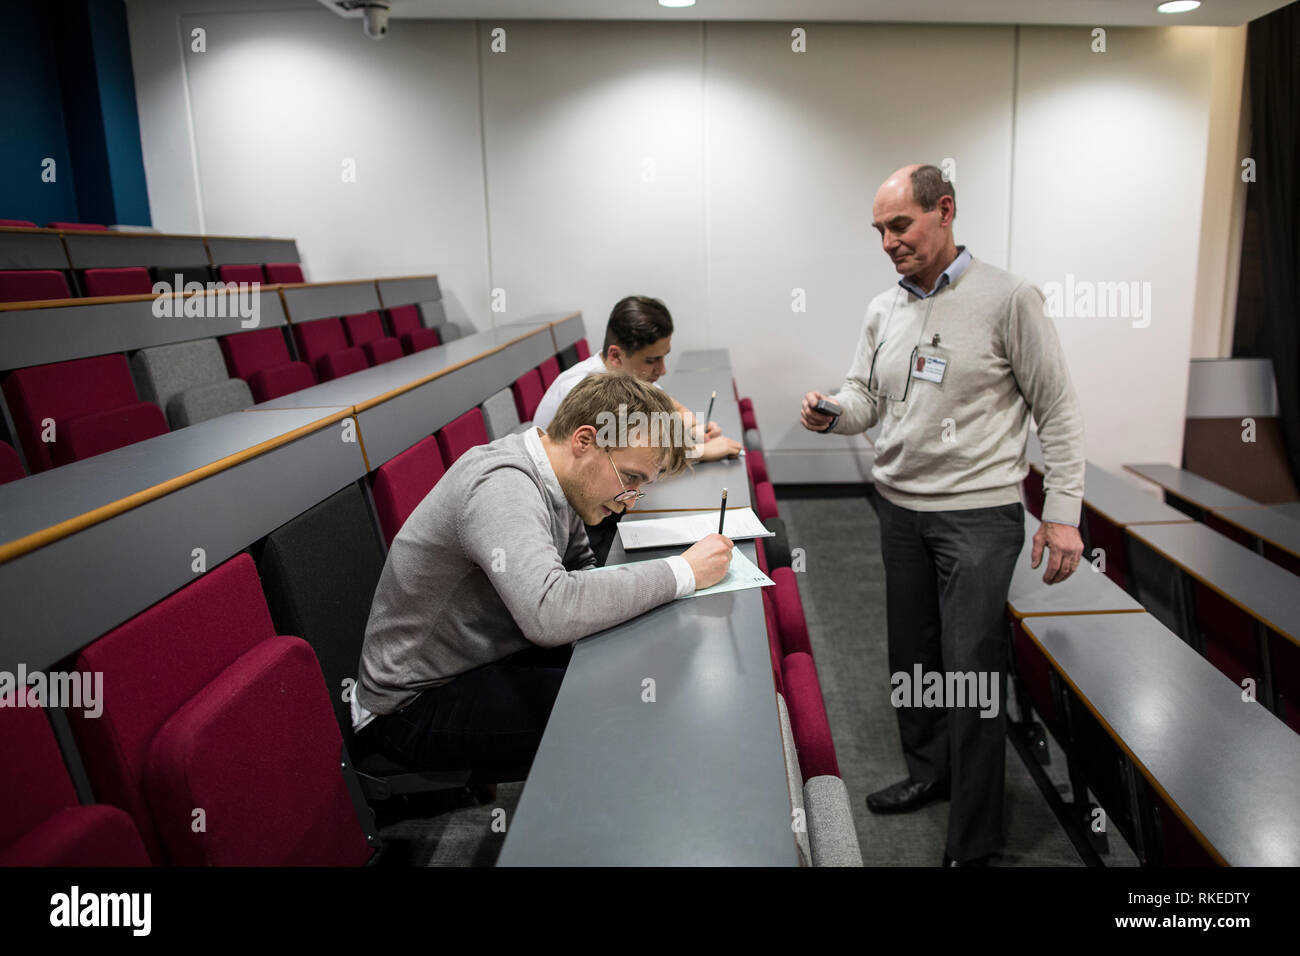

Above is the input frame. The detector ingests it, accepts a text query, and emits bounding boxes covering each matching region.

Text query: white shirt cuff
[664,555,696,598]
[350,685,376,733]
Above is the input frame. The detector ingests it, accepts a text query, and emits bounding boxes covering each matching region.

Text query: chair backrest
[342,310,386,346]
[263,262,304,284]
[217,264,265,284]
[370,435,447,547]
[3,353,144,472]
[575,338,591,360]
[219,327,292,379]
[83,267,153,297]
[538,357,561,390]
[0,269,71,303]
[131,338,230,412]
[436,407,489,466]
[0,440,24,484]
[257,484,387,750]
[511,368,545,422]
[294,318,350,367]
[481,387,522,440]
[0,219,37,228]
[386,304,421,337]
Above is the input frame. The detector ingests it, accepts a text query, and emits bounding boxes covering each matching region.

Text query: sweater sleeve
[1006,282,1086,526]
[828,309,883,435]
[457,466,678,647]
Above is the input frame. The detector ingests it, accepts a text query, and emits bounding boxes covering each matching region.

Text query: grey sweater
[830,257,1085,526]
[356,429,680,715]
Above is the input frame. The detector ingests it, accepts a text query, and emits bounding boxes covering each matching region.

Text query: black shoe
[865,777,951,814]
[941,851,993,867]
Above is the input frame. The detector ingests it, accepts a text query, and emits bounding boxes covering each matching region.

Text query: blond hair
[546,371,690,478]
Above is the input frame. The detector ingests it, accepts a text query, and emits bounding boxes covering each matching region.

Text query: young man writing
[353,371,734,775]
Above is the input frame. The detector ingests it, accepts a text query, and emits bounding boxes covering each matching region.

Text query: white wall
[127,7,1234,479]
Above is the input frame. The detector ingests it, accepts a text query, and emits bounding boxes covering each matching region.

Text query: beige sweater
[830,257,1085,526]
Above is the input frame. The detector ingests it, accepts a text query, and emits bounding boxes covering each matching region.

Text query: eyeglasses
[866,338,917,405]
[605,449,647,504]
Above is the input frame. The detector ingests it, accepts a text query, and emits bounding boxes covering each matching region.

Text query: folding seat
[46,222,106,231]
[2,354,168,472]
[218,328,316,402]
[746,448,769,486]
[0,219,37,228]
[0,441,25,484]
[294,317,369,381]
[0,686,151,866]
[769,567,813,656]
[257,485,482,802]
[575,338,591,361]
[387,304,441,354]
[342,310,402,366]
[755,480,779,522]
[761,515,792,569]
[436,407,489,466]
[131,339,254,428]
[739,397,758,431]
[803,775,864,866]
[83,267,153,297]
[538,356,560,390]
[370,435,446,546]
[743,427,762,451]
[481,387,525,440]
[0,269,71,303]
[511,368,545,423]
[263,262,304,284]
[775,693,811,867]
[781,652,840,781]
[216,264,265,284]
[66,554,374,866]
[764,592,784,697]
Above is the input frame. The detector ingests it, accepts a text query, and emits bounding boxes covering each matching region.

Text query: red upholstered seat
[219,328,316,402]
[0,269,71,303]
[755,481,779,522]
[263,262,303,284]
[0,686,150,866]
[370,435,447,546]
[436,407,489,466]
[0,219,38,228]
[217,264,265,284]
[317,346,369,380]
[763,592,784,697]
[575,338,591,361]
[3,354,165,472]
[46,221,106,231]
[512,368,545,422]
[343,311,401,366]
[55,402,168,466]
[386,304,422,337]
[364,338,403,366]
[401,326,441,354]
[739,397,758,431]
[66,554,372,866]
[769,567,813,656]
[781,652,840,782]
[746,449,769,486]
[0,441,25,484]
[539,357,561,389]
[83,267,153,297]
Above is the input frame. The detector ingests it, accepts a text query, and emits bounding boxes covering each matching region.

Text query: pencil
[704,391,716,435]
[718,488,727,534]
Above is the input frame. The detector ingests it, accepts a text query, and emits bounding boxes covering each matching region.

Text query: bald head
[871,163,959,292]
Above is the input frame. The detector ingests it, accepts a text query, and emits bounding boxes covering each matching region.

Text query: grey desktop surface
[1211,505,1300,560]
[1127,522,1300,643]
[1,410,365,673]
[659,369,734,414]
[0,406,354,545]
[1270,502,1300,523]
[1123,463,1260,511]
[1021,613,1300,866]
[1073,463,1194,526]
[1007,514,1144,617]
[252,326,548,410]
[497,539,798,866]
[669,349,732,372]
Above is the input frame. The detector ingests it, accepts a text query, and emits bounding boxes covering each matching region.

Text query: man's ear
[570,424,596,457]
[605,345,623,367]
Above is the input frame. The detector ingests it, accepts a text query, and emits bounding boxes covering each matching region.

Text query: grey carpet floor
[372,490,1139,867]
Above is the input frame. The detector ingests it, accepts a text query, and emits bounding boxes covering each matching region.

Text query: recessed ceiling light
[1157,1,1201,13]
[659,0,697,8]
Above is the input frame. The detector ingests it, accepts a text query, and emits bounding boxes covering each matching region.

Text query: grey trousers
[875,494,1024,861]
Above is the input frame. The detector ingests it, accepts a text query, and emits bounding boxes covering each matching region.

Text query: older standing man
[800,164,1085,866]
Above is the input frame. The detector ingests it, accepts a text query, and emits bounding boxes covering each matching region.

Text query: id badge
[911,346,948,386]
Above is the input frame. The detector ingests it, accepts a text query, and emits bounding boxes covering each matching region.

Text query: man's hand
[696,435,742,461]
[800,391,835,432]
[1030,521,1085,585]
[682,533,734,589]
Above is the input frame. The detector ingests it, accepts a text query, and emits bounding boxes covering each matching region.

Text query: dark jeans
[875,494,1024,861]
[358,643,572,776]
